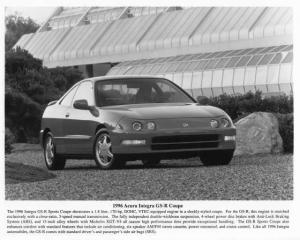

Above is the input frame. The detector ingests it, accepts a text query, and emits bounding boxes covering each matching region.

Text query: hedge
[197,91,293,120]
[276,113,293,153]
[5,128,15,154]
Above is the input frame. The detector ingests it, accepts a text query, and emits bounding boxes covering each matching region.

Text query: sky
[5,7,56,24]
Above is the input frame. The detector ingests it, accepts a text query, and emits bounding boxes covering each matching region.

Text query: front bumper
[110,128,236,155]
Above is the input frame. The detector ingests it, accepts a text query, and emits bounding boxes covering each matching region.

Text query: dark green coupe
[40,76,236,170]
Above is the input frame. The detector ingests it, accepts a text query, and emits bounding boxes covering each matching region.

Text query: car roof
[79,75,166,84]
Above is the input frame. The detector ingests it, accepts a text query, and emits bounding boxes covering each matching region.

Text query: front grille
[151,134,219,151]
[152,134,219,143]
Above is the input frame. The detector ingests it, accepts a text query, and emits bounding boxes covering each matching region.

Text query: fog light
[146,122,156,130]
[132,122,142,131]
[210,119,219,128]
[224,136,236,141]
[121,140,146,145]
[221,118,230,128]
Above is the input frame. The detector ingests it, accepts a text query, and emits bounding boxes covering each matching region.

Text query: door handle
[65,113,70,118]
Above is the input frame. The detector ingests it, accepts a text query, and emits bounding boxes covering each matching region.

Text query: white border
[1,1,299,239]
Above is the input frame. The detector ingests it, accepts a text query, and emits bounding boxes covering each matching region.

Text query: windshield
[95,78,195,107]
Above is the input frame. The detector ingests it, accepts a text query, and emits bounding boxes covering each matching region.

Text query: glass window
[201,52,212,59]
[256,66,267,85]
[247,55,263,66]
[223,69,234,87]
[267,66,280,92]
[150,64,163,74]
[244,67,256,93]
[159,63,170,73]
[60,85,79,106]
[184,61,199,72]
[225,56,240,68]
[258,54,274,65]
[191,72,202,97]
[194,60,208,71]
[173,73,183,87]
[73,81,94,105]
[222,69,234,95]
[270,53,283,64]
[271,45,287,52]
[279,64,292,83]
[233,68,245,94]
[182,72,193,90]
[236,56,251,67]
[143,65,154,74]
[282,45,293,51]
[212,70,223,88]
[282,52,293,63]
[215,58,230,69]
[229,49,244,56]
[257,46,276,54]
[205,59,218,69]
[202,71,212,89]
[233,68,245,87]
[164,74,173,82]
[247,48,265,55]
[244,67,256,85]
[176,62,190,72]
[212,70,223,96]
[206,52,220,58]
[166,62,180,72]
[95,78,194,107]
[239,48,254,55]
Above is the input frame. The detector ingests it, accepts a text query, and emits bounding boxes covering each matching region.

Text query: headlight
[210,119,219,128]
[220,118,230,128]
[132,121,142,131]
[146,122,156,130]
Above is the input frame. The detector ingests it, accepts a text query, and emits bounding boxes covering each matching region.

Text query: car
[40,75,236,170]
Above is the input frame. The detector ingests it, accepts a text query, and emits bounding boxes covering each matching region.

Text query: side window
[72,81,94,106]
[60,86,78,106]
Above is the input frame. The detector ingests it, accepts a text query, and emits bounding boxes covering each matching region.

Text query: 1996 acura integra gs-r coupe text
[40,76,236,170]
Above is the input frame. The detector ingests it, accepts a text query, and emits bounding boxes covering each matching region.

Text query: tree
[5,48,83,142]
[5,14,39,51]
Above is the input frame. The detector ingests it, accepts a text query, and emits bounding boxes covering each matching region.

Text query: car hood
[101,103,227,120]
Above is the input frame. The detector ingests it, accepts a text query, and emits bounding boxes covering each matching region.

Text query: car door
[53,84,79,154]
[62,80,97,155]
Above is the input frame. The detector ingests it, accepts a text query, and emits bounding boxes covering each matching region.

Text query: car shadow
[63,159,205,171]
[5,161,56,184]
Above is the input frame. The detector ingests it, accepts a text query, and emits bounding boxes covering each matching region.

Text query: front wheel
[94,130,125,170]
[199,150,234,166]
[44,133,66,170]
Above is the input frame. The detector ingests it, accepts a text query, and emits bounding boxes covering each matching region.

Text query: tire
[43,133,66,170]
[200,150,234,166]
[94,130,125,170]
[142,159,161,168]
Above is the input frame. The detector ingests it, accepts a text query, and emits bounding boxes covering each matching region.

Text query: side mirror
[73,99,90,110]
[73,99,99,117]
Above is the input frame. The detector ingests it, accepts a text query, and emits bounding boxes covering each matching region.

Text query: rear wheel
[94,130,125,169]
[44,133,66,170]
[142,159,161,168]
[200,150,234,166]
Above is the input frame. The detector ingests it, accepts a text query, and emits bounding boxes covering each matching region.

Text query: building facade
[15,7,293,98]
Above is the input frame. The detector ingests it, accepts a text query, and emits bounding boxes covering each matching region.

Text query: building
[15,7,293,98]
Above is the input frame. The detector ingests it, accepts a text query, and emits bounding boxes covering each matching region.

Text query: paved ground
[5,144,293,200]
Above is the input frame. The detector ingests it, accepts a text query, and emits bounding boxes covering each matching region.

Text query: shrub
[276,113,293,153]
[197,91,293,120]
[5,48,83,143]
[5,90,43,142]
[5,128,15,154]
